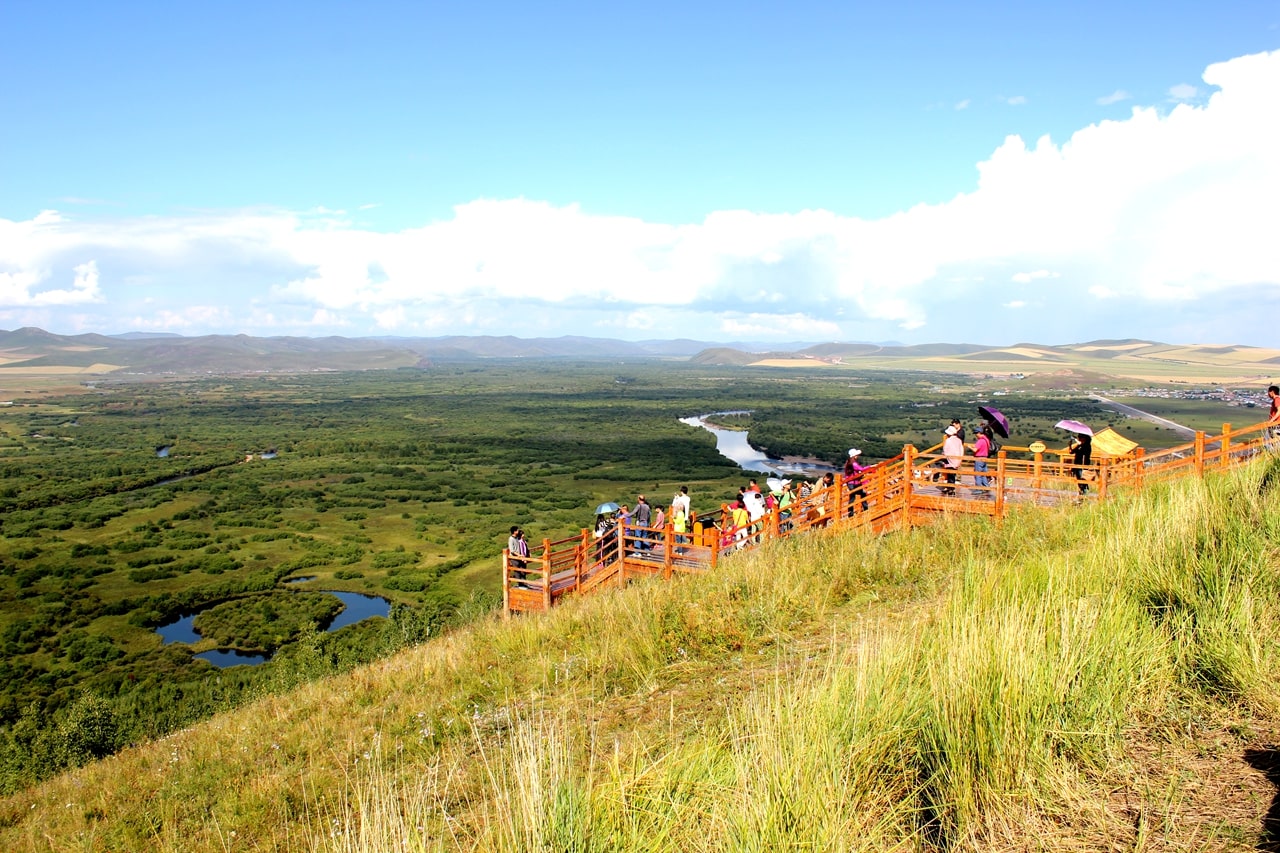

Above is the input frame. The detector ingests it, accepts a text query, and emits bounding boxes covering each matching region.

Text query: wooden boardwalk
[503,420,1276,615]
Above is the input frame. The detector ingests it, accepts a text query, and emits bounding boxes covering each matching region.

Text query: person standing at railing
[743,488,766,543]
[1069,433,1093,496]
[672,504,689,553]
[615,503,628,550]
[633,495,651,550]
[507,526,530,584]
[1267,386,1280,451]
[972,426,993,498]
[651,502,665,550]
[730,497,751,549]
[673,486,691,528]
[941,425,963,496]
[773,479,795,532]
[843,448,869,515]
[595,513,618,563]
[809,472,836,526]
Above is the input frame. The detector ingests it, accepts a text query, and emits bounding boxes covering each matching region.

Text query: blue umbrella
[595,501,620,515]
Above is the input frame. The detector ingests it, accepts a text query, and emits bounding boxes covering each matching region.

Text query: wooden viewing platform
[502,420,1277,615]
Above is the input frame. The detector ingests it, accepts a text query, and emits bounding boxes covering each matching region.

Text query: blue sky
[2,1,1279,347]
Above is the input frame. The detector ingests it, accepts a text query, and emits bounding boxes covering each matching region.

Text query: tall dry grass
[5,460,1280,851]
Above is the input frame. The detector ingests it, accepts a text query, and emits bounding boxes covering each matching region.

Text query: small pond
[156,590,391,668]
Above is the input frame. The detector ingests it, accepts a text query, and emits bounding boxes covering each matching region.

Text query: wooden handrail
[503,419,1277,614]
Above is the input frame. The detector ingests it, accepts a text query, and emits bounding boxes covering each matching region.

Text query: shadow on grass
[1244,747,1280,851]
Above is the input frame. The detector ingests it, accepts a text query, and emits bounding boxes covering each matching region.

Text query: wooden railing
[503,420,1277,614]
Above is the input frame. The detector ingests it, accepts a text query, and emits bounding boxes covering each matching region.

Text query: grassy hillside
[749,340,1280,386]
[4,458,1280,851]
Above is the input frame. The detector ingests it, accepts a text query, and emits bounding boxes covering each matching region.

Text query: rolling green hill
[3,328,1277,389]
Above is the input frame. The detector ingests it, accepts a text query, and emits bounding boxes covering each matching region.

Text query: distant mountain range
[0,327,1276,384]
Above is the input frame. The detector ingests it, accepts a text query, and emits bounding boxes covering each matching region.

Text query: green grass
[4,457,1280,850]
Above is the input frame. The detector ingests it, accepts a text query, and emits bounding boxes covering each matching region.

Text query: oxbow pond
[155,587,391,668]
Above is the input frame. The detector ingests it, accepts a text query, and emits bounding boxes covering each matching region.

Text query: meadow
[0,359,1251,794]
[3,447,1279,850]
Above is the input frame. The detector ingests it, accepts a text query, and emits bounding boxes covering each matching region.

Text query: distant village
[1111,387,1272,408]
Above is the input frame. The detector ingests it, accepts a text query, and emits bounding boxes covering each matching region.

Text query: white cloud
[720,313,842,338]
[1,50,1277,346]
[126,305,233,331]
[1097,89,1131,105]
[955,99,971,110]
[0,258,103,306]
[1004,95,1028,105]
[1168,82,1198,100]
[1011,270,1060,284]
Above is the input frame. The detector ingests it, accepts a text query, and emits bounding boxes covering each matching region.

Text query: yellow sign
[1028,440,1046,453]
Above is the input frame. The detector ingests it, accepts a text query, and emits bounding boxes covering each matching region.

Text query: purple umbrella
[1055,419,1093,436]
[977,406,1010,439]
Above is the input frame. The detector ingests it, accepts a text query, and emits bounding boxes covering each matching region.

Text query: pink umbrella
[1055,419,1093,436]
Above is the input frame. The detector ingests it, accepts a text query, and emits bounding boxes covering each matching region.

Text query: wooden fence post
[1134,448,1145,491]
[662,522,674,580]
[1195,431,1206,477]
[502,549,510,617]
[1221,423,1231,470]
[836,475,846,526]
[902,444,915,531]
[575,529,589,592]
[541,537,553,611]
[994,450,1006,520]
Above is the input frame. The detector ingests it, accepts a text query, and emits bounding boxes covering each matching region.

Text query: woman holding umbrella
[1069,432,1093,495]
[975,406,1009,500]
[594,502,620,563]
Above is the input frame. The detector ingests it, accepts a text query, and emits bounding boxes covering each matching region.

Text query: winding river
[681,412,837,477]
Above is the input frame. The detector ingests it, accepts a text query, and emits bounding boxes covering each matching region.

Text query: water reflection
[155,590,391,668]
[325,592,389,632]
[196,648,269,667]
[156,613,199,645]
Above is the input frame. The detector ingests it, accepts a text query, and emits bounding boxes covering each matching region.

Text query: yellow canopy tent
[1090,426,1140,458]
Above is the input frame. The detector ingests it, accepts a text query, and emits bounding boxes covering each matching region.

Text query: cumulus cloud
[1,50,1277,346]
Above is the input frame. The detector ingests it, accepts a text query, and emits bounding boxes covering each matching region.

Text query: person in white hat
[941,425,964,496]
[843,448,869,515]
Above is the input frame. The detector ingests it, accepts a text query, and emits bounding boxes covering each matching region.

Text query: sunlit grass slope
[5,461,1280,851]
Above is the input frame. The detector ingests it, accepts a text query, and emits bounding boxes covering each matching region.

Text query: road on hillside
[1090,395,1197,438]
